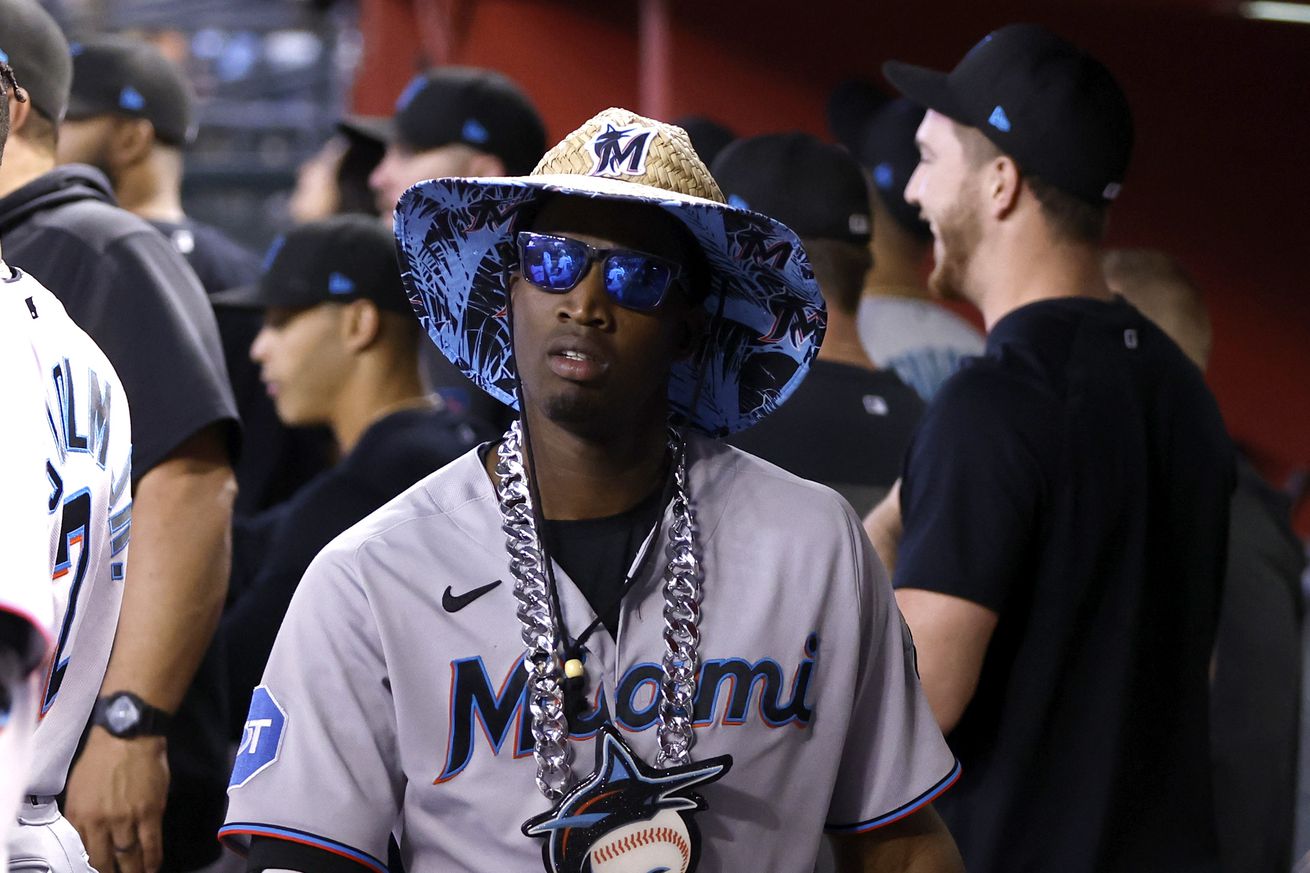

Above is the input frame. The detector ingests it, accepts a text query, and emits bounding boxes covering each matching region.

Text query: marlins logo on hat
[394,107,827,437]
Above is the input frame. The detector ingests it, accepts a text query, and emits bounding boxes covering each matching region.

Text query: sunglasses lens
[521,236,585,291]
[604,254,673,311]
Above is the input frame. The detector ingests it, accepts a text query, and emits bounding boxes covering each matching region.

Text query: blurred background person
[714,131,923,514]
[1105,247,1305,873]
[59,34,329,518]
[286,124,384,224]
[57,40,340,871]
[674,114,737,169]
[353,65,545,433]
[854,97,984,402]
[0,4,238,872]
[210,215,491,737]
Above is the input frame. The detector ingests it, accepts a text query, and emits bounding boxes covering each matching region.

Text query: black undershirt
[542,484,666,638]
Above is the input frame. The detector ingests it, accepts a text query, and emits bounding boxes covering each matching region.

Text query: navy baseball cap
[212,215,410,316]
[826,79,891,155]
[857,98,931,242]
[674,116,737,169]
[712,132,872,245]
[66,36,196,146]
[0,0,72,123]
[340,66,545,175]
[883,23,1133,204]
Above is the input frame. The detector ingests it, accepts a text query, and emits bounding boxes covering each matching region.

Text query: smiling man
[219,108,963,873]
[865,24,1235,873]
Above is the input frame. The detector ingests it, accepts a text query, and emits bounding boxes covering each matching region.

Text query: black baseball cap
[340,66,545,175]
[883,23,1133,204]
[712,132,871,245]
[66,36,195,146]
[0,0,72,123]
[673,116,737,169]
[211,215,410,315]
[857,98,931,242]
[826,79,891,155]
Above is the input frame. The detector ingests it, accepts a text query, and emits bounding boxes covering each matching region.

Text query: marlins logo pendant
[523,725,732,873]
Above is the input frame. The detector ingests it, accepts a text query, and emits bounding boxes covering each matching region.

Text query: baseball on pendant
[564,658,585,679]
[587,809,692,873]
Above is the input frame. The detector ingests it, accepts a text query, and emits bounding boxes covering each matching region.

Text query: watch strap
[91,691,172,738]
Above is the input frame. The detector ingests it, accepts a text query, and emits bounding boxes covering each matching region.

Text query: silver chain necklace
[494,419,704,801]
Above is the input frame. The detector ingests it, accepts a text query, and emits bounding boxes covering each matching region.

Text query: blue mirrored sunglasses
[516,231,684,312]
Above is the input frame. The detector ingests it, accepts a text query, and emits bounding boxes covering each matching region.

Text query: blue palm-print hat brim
[393,115,825,438]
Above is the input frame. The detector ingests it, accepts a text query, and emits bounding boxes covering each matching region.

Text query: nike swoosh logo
[442,580,503,613]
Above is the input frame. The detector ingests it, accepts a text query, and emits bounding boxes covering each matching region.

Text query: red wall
[356,0,1310,531]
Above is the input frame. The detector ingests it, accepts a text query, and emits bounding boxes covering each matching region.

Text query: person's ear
[109,117,155,170]
[984,154,1022,220]
[341,299,382,352]
[7,89,32,135]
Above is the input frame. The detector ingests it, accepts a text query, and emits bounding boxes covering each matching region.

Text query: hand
[64,729,169,873]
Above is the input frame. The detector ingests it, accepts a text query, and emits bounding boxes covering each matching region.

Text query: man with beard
[864,24,1234,873]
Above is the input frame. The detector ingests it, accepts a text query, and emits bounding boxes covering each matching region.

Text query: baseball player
[221,109,962,872]
[1,63,134,870]
[0,239,55,869]
[1,255,133,871]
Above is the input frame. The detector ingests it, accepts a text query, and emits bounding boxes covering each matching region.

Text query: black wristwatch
[91,691,172,738]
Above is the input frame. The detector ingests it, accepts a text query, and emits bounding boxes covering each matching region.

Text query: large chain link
[496,421,572,800]
[496,421,703,797]
[656,434,702,767]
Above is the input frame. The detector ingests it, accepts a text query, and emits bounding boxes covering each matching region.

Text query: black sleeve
[93,230,239,476]
[247,836,373,873]
[220,475,381,738]
[894,365,1053,613]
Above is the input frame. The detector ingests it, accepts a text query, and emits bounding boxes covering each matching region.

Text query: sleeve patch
[230,685,287,788]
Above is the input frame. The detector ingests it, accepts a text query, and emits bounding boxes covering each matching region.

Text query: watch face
[106,695,142,735]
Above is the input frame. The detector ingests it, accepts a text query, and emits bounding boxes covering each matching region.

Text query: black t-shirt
[895,297,1234,873]
[151,217,333,515]
[0,165,239,476]
[726,360,924,515]
[543,485,667,638]
[222,405,492,738]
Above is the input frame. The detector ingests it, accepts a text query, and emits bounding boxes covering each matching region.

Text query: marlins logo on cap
[588,124,656,178]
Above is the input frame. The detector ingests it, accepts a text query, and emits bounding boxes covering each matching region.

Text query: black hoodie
[0,164,238,476]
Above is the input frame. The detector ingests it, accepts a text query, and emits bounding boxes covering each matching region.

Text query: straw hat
[394,107,825,437]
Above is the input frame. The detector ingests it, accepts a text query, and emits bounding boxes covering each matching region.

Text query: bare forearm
[830,807,964,873]
[101,430,234,709]
[864,479,903,576]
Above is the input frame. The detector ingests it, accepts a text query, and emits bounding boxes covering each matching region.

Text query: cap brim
[64,93,108,121]
[394,174,826,437]
[209,283,270,310]
[338,114,394,145]
[882,61,970,126]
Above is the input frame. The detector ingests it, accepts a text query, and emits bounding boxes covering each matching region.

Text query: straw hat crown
[531,108,726,204]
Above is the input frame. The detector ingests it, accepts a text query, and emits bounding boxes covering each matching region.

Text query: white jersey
[0,272,57,666]
[2,267,133,798]
[222,437,956,872]
[858,295,985,402]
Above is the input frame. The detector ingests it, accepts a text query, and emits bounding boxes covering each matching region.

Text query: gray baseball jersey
[221,436,956,871]
[1,267,133,799]
[858,296,984,402]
